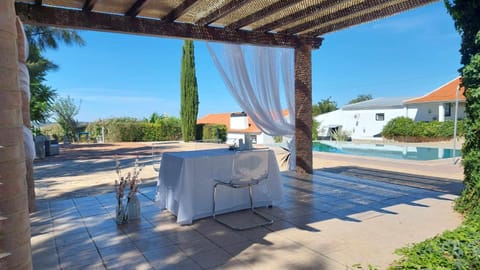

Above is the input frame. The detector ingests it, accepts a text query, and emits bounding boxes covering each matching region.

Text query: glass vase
[127,194,141,220]
[116,200,128,224]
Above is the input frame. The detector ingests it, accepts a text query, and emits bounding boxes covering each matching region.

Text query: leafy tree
[180,40,199,142]
[348,94,373,104]
[312,97,337,116]
[52,96,81,141]
[25,26,84,124]
[147,112,163,124]
[445,0,480,216]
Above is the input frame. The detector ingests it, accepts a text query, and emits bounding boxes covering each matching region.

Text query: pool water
[312,141,461,161]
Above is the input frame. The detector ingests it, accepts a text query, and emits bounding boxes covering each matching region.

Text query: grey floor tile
[143,245,190,268]
[189,248,233,269]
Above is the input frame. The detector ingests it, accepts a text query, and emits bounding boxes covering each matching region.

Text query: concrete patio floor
[30,169,462,270]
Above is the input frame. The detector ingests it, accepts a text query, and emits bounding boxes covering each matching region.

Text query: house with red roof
[404,77,465,122]
[315,77,465,140]
[197,110,289,145]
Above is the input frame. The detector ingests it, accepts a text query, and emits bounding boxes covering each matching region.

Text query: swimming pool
[312,141,461,161]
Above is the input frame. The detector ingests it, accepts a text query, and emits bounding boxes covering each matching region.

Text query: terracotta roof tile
[405,77,465,104]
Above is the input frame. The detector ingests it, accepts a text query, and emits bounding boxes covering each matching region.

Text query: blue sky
[43,1,461,122]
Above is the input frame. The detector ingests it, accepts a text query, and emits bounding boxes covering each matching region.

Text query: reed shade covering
[15,0,436,48]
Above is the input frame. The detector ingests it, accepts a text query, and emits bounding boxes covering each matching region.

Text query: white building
[316,97,410,140]
[197,111,287,145]
[315,77,466,140]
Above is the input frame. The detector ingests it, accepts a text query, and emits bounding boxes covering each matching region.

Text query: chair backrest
[152,142,162,172]
[231,150,269,183]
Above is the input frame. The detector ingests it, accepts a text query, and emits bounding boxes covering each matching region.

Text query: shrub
[389,214,480,269]
[381,117,415,138]
[86,117,181,142]
[382,117,465,140]
[312,119,319,140]
[196,124,227,142]
[331,129,350,141]
[116,122,144,142]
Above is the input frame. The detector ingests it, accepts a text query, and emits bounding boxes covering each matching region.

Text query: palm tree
[25,26,85,124]
[24,25,84,51]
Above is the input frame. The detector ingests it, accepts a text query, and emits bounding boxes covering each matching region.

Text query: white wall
[316,108,406,140]
[230,116,248,129]
[227,132,266,145]
[407,102,466,122]
[405,106,418,120]
[226,133,245,145]
[408,103,438,122]
[257,133,272,144]
[447,102,466,120]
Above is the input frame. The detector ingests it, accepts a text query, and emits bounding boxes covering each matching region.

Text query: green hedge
[196,124,227,142]
[86,117,181,142]
[382,117,465,140]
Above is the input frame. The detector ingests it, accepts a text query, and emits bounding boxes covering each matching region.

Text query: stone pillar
[294,43,313,175]
[0,1,33,269]
[438,103,445,122]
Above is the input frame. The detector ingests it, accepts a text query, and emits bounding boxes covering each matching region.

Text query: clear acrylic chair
[151,142,162,172]
[212,150,273,230]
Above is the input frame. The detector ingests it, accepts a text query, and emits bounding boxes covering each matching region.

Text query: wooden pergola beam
[306,0,435,36]
[226,0,301,30]
[254,0,346,33]
[83,0,98,12]
[15,2,322,49]
[125,0,150,17]
[162,0,199,22]
[196,0,254,26]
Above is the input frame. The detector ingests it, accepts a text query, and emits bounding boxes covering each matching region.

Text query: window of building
[444,103,451,117]
[375,113,385,121]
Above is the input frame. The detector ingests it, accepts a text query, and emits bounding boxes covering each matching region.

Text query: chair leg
[248,184,254,211]
[213,183,274,231]
[212,183,218,219]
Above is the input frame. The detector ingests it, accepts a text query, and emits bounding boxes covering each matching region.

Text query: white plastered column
[438,103,445,122]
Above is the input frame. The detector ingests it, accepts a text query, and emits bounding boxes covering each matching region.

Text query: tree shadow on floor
[319,166,464,195]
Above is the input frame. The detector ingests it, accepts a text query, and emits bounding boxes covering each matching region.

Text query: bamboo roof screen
[15,0,437,48]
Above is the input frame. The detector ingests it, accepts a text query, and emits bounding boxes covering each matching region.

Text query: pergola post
[16,17,36,213]
[0,0,33,269]
[295,43,313,175]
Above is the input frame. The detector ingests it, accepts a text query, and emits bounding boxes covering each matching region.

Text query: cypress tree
[180,40,199,142]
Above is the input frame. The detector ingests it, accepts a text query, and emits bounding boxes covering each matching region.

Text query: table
[155,148,283,224]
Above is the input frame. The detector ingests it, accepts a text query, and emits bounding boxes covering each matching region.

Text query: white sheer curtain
[206,43,295,170]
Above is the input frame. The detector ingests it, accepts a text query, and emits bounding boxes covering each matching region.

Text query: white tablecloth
[155,148,283,224]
